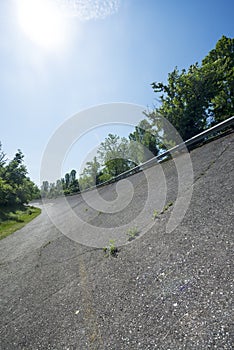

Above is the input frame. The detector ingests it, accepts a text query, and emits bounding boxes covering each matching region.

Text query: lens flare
[17,0,67,51]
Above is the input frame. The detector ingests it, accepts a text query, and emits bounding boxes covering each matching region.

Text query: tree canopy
[0,144,40,207]
[151,36,234,140]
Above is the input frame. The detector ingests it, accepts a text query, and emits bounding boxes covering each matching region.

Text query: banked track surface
[0,133,233,349]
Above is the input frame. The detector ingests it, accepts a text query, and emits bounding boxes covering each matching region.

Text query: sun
[17,0,67,51]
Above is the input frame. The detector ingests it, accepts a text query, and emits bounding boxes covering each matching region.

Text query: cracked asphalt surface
[0,133,233,350]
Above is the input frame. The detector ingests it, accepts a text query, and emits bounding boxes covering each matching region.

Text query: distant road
[0,133,233,349]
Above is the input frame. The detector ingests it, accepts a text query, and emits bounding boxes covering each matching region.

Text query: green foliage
[152,209,159,219]
[97,134,134,178]
[202,35,234,123]
[150,36,234,141]
[0,145,40,207]
[97,171,113,183]
[65,173,70,189]
[41,169,80,198]
[79,157,102,190]
[81,157,101,185]
[129,119,159,161]
[126,226,139,241]
[103,239,118,257]
[151,65,210,140]
[78,175,93,191]
[104,158,132,177]
[0,206,41,240]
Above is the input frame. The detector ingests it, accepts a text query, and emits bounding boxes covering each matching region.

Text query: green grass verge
[0,205,41,240]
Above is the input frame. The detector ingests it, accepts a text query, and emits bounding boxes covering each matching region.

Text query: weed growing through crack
[127,226,139,241]
[161,202,173,213]
[152,209,159,220]
[103,239,118,257]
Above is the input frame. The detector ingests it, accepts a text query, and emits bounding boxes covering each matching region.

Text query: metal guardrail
[81,116,234,193]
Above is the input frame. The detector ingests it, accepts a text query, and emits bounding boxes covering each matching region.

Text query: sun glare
[17,0,67,51]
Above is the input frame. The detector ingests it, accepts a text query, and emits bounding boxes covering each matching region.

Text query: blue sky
[0,0,234,185]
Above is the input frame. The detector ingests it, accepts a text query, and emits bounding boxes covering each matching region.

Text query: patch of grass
[0,205,41,240]
[126,226,139,241]
[103,239,118,257]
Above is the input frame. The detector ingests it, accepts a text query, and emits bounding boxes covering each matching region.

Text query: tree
[97,134,132,177]
[0,142,6,168]
[4,150,27,186]
[41,181,49,198]
[70,169,76,183]
[104,158,132,178]
[40,170,80,198]
[129,119,159,162]
[79,174,94,191]
[55,179,63,196]
[150,36,234,140]
[65,173,70,189]
[0,144,40,206]
[3,150,28,205]
[82,156,101,186]
[202,35,234,123]
[60,170,79,195]
[0,178,14,206]
[151,65,210,140]
[69,169,79,193]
